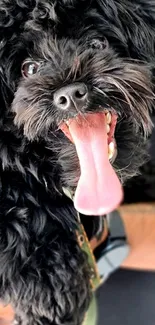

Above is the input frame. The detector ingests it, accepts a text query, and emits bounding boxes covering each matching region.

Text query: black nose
[53,83,88,110]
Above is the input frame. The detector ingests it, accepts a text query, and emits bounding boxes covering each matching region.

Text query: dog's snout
[53,83,88,110]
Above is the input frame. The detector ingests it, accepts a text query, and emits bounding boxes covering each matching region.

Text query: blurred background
[97,115,155,325]
[97,269,155,325]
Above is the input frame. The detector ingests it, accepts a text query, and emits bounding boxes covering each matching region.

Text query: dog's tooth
[108,141,115,160]
[106,124,110,134]
[106,112,112,124]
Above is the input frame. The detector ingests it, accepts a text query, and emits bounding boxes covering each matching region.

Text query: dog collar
[76,217,103,291]
[63,187,130,283]
[63,187,130,325]
[76,210,130,289]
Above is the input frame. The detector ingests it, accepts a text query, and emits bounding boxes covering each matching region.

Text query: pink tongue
[68,113,123,215]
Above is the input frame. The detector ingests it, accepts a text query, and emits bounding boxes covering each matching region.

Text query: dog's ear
[0,66,12,116]
[96,0,155,57]
[0,0,36,38]
[0,68,11,116]
[0,38,15,115]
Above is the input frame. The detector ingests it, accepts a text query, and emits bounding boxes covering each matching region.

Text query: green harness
[77,221,103,325]
[83,295,97,325]
[63,188,130,325]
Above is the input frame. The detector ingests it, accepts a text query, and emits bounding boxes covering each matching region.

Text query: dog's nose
[53,83,88,110]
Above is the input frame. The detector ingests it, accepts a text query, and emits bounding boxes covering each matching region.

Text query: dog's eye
[90,38,108,50]
[21,61,40,78]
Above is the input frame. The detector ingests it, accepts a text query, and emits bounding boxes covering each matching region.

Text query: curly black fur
[0,0,155,324]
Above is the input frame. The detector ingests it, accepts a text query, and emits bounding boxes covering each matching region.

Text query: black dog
[0,0,155,324]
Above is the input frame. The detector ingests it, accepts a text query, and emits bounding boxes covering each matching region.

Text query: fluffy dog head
[0,0,154,190]
[0,0,154,323]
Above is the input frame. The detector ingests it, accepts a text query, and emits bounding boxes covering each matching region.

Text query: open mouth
[60,111,118,162]
[59,111,123,216]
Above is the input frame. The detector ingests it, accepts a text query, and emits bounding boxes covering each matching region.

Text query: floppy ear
[0,65,12,116]
[0,0,36,31]
[0,1,36,115]
[0,40,7,112]
[0,0,35,36]
[96,0,155,58]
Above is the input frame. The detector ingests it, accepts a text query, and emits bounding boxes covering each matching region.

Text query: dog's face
[0,0,154,194]
[0,0,154,323]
